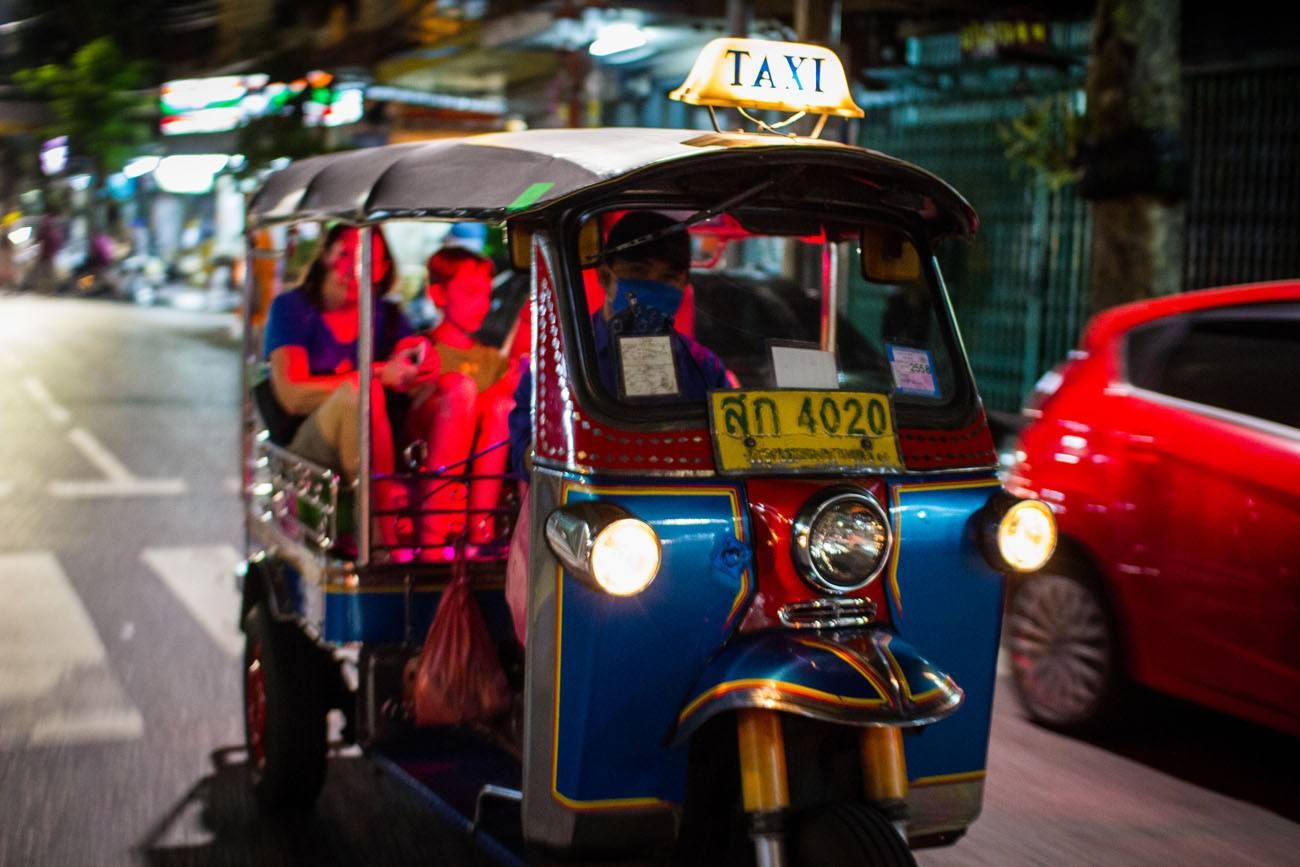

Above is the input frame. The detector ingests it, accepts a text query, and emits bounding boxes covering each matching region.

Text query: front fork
[736,710,910,867]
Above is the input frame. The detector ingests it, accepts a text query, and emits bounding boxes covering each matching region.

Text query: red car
[1004,281,1300,736]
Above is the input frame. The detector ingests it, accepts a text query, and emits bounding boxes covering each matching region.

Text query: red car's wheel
[242,603,328,811]
[1006,565,1123,732]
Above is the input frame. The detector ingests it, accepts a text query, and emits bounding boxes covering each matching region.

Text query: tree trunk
[1085,0,1184,317]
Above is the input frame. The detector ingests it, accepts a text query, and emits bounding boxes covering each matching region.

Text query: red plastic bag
[410,568,511,726]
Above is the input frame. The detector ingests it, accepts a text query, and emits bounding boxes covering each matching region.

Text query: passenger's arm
[268,345,354,416]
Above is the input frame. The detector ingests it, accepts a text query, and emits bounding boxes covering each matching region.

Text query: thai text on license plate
[708,390,903,474]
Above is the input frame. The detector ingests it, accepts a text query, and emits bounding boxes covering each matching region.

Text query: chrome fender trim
[673,629,962,744]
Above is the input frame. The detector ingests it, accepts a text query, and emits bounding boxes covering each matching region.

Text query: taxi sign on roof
[670,38,864,120]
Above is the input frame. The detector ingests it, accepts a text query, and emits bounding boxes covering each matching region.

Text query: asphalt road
[1,295,1296,867]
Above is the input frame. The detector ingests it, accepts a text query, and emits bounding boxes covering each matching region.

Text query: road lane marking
[0,551,144,748]
[66,427,134,482]
[49,478,189,498]
[48,428,187,498]
[0,480,12,498]
[141,545,244,657]
[22,376,71,425]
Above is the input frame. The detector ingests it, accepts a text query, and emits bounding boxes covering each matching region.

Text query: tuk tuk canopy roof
[247,128,977,237]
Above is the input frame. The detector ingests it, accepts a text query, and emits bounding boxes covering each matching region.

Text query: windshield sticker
[618,335,680,398]
[888,345,940,397]
[771,343,839,389]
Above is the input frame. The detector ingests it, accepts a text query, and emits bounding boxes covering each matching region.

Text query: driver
[507,210,728,478]
[504,211,729,644]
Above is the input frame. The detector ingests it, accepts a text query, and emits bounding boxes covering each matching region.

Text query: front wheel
[1005,566,1122,733]
[792,801,916,867]
[243,603,328,811]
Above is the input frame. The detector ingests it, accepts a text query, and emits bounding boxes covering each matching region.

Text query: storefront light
[123,156,161,179]
[589,22,647,57]
[154,155,229,195]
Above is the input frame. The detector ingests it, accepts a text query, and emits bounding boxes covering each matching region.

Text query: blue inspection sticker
[887,344,940,397]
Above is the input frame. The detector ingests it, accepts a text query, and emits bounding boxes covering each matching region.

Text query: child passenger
[405,246,523,554]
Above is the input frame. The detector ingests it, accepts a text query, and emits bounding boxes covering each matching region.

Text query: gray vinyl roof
[247,127,977,236]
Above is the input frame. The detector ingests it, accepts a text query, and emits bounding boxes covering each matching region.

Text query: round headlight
[590,518,661,596]
[793,489,892,594]
[996,499,1056,572]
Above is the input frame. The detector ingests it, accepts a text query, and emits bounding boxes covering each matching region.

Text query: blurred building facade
[1,1,1297,411]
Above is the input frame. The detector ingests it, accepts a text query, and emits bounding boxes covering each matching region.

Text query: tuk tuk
[237,38,1057,867]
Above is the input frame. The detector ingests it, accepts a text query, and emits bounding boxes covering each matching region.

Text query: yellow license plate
[708,390,903,474]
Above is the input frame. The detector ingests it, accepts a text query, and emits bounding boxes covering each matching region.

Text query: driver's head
[597,211,690,321]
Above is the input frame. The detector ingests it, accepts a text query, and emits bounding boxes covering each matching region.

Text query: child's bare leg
[467,390,512,545]
[419,372,477,545]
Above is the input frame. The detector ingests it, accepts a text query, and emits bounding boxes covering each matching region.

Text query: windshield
[570,207,966,424]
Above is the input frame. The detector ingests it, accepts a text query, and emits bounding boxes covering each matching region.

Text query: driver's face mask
[608,277,683,337]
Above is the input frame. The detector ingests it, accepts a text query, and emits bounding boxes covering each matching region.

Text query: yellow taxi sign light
[669,38,864,120]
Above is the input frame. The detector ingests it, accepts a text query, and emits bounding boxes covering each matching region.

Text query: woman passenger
[263,224,427,554]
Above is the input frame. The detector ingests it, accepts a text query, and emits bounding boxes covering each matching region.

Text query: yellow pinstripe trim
[887,478,1001,618]
[910,769,986,787]
[877,632,946,703]
[678,677,888,727]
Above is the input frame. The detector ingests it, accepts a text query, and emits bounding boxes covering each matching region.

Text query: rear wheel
[792,801,916,867]
[1006,565,1122,732]
[243,603,328,811]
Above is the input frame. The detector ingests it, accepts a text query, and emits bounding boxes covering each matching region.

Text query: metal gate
[858,97,1092,415]
[1183,63,1300,290]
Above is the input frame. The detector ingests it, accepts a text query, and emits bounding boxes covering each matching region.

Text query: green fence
[858,97,1092,414]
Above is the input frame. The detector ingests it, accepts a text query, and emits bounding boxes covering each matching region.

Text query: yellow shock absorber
[860,725,909,802]
[736,708,790,812]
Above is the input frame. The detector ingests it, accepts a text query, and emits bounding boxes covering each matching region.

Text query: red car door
[1121,304,1300,733]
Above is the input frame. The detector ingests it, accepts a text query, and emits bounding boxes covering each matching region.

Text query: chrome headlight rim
[792,487,893,595]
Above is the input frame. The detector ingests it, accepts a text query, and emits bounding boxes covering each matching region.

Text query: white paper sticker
[771,345,839,389]
[619,335,679,397]
[888,345,939,397]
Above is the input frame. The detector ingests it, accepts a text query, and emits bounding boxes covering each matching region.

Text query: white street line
[21,376,71,425]
[0,551,144,748]
[48,428,187,498]
[66,428,134,482]
[141,545,244,657]
[49,479,188,498]
[0,480,13,498]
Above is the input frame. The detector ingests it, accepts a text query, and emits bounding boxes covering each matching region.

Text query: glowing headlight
[590,518,661,596]
[793,488,891,594]
[546,502,662,596]
[996,499,1057,572]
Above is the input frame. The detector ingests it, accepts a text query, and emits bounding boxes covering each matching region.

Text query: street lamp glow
[589,22,647,57]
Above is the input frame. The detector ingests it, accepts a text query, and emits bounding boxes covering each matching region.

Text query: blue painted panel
[554,482,751,807]
[885,478,1004,781]
[323,588,512,646]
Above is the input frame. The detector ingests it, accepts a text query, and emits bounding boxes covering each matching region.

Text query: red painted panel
[739,478,891,632]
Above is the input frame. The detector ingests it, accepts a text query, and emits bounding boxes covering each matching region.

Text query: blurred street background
[2,1,1299,865]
